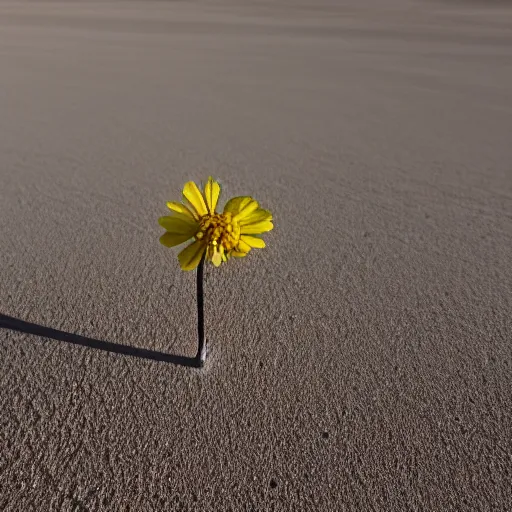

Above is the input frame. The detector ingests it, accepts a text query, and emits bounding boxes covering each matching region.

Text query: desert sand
[1,0,511,510]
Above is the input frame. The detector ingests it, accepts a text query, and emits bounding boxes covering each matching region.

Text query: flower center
[196,212,240,251]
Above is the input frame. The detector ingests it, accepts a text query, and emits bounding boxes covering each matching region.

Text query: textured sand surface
[1,1,512,510]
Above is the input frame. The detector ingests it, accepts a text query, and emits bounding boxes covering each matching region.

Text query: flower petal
[236,239,252,253]
[183,181,208,218]
[223,196,253,215]
[231,251,248,258]
[204,176,221,214]
[240,235,266,249]
[160,232,193,248]
[239,208,273,226]
[158,216,198,236]
[166,201,197,221]
[233,199,259,222]
[211,247,223,267]
[164,211,198,224]
[178,239,206,271]
[240,220,274,235]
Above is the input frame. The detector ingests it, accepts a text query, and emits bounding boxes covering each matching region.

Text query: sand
[1,1,511,510]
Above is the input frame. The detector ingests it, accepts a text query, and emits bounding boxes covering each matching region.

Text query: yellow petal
[209,243,225,267]
[211,249,222,267]
[233,199,259,222]
[236,239,252,253]
[166,201,197,221]
[239,208,273,226]
[204,177,221,214]
[183,181,208,218]
[158,216,198,235]
[178,240,206,271]
[240,220,273,235]
[231,251,248,258]
[163,211,197,224]
[240,235,266,249]
[223,196,253,215]
[160,232,193,248]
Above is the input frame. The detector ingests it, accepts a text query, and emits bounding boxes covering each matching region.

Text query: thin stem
[195,254,206,367]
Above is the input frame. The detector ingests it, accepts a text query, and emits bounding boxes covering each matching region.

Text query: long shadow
[0,313,198,368]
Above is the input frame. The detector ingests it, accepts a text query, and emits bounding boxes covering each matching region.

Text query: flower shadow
[0,313,197,368]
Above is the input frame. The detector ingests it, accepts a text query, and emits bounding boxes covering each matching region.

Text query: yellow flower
[159,177,273,271]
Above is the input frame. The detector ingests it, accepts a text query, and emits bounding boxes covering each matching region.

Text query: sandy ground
[1,0,512,510]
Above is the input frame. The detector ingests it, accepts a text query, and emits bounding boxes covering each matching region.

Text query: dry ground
[1,1,511,510]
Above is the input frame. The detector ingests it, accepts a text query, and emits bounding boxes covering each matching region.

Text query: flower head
[159,177,273,271]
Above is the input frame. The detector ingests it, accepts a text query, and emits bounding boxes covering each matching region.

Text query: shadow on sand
[0,313,198,368]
